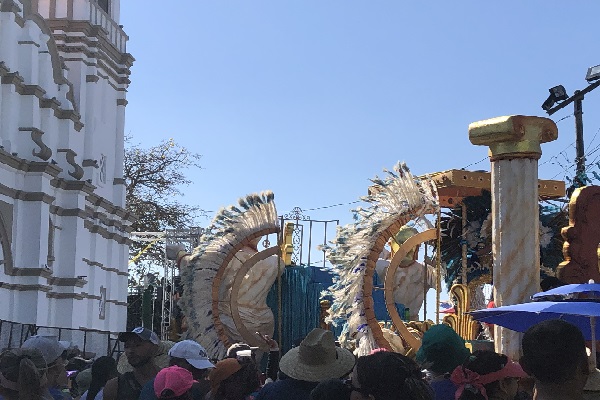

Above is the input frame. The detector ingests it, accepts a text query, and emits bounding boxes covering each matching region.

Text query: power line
[540,142,575,167]
[553,114,574,124]
[302,200,363,212]
[460,157,489,170]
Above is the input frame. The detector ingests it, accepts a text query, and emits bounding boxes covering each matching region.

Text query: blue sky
[122,1,600,221]
[121,2,600,317]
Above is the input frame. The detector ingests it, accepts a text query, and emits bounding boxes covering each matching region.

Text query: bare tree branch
[124,136,204,281]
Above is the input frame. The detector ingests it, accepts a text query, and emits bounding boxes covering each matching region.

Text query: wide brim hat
[279,328,355,383]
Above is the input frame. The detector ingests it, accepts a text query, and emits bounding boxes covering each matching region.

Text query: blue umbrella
[532,283,600,300]
[471,298,600,366]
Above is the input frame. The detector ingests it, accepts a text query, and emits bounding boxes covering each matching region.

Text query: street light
[586,64,600,83]
[542,64,600,196]
[541,85,569,111]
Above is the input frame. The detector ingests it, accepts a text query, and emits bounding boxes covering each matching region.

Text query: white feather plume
[324,163,438,355]
[180,191,278,359]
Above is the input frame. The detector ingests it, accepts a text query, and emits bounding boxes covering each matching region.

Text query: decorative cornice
[46,19,134,69]
[82,258,103,267]
[86,193,134,222]
[18,40,40,48]
[0,68,83,132]
[0,61,9,75]
[86,74,100,83]
[50,205,88,218]
[46,291,84,300]
[82,257,128,276]
[0,0,22,15]
[0,0,21,12]
[0,182,55,204]
[84,220,128,245]
[9,267,53,278]
[51,178,96,194]
[0,282,52,292]
[82,159,99,168]
[0,148,28,171]
[106,299,128,306]
[25,161,62,177]
[21,84,46,97]
[47,277,87,287]
[100,214,125,230]
[0,150,62,177]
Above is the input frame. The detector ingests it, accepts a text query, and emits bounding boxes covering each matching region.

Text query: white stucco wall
[0,0,132,339]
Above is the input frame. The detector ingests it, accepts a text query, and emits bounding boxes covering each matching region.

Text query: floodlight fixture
[586,65,600,82]
[541,85,569,111]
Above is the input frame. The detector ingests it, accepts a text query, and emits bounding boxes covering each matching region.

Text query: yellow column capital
[469,115,558,161]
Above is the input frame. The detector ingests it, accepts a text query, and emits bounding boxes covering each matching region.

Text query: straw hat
[279,328,355,383]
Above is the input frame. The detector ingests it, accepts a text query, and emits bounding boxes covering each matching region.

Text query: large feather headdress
[324,163,438,355]
[179,191,278,359]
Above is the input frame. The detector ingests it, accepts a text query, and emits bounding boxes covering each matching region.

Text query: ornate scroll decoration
[557,186,600,284]
[281,222,294,266]
[19,127,52,160]
[443,284,479,341]
[283,207,310,221]
[57,149,84,179]
[283,207,309,265]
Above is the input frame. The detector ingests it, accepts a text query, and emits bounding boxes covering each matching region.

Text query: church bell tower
[33,0,133,208]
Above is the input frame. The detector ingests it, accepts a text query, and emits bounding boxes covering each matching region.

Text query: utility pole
[545,79,600,195]
[574,91,585,185]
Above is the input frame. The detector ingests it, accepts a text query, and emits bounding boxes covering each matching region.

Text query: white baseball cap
[21,335,67,365]
[168,340,215,370]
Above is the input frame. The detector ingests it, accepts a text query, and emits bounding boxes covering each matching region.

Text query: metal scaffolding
[129,227,203,339]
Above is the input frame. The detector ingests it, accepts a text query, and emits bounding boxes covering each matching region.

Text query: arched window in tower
[98,0,110,14]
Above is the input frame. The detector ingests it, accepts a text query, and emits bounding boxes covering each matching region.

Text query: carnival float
[149,114,600,364]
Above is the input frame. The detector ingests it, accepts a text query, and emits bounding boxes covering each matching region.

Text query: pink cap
[154,366,194,398]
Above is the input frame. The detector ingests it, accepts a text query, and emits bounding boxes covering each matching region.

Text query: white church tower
[0,0,133,354]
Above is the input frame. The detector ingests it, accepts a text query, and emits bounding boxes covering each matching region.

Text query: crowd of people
[0,319,595,400]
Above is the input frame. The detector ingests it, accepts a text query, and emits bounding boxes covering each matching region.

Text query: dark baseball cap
[118,327,160,345]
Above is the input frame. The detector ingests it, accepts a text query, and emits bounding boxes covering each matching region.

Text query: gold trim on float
[229,246,280,351]
[385,228,438,352]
